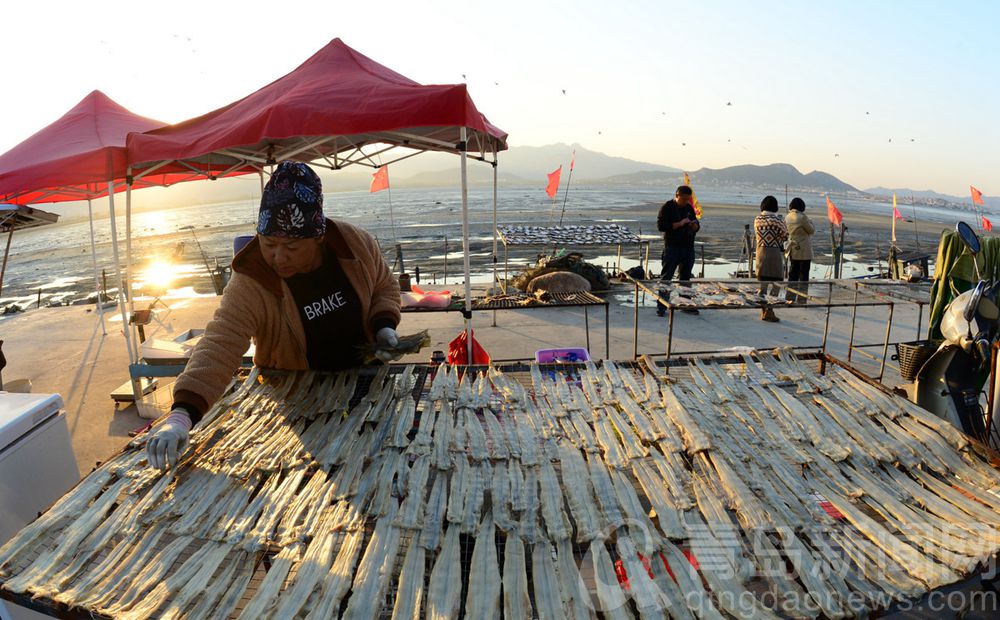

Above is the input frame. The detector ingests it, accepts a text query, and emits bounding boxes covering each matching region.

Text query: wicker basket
[892,340,940,381]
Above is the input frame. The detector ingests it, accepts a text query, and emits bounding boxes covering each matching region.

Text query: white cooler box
[0,393,81,620]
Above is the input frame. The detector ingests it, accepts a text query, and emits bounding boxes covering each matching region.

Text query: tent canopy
[127,38,508,177]
[0,91,180,204]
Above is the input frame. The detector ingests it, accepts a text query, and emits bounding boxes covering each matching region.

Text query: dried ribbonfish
[589,540,633,620]
[531,541,565,620]
[426,524,463,619]
[304,528,366,620]
[357,329,431,363]
[342,504,402,620]
[388,396,417,448]
[555,538,596,619]
[538,458,572,541]
[395,455,431,530]
[420,472,448,550]
[465,510,501,619]
[391,541,426,620]
[557,442,603,542]
[503,534,532,620]
[461,462,487,534]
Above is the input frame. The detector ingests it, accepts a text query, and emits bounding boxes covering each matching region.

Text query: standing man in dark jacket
[656,185,700,316]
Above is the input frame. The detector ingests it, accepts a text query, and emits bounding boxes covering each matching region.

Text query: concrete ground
[0,279,923,479]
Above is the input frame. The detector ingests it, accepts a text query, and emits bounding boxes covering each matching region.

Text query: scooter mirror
[965,280,987,324]
[956,221,981,255]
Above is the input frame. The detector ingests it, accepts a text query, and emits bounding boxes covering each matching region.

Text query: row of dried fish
[498,223,640,245]
[3,352,1000,619]
[659,282,797,308]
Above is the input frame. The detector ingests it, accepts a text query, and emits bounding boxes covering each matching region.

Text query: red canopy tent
[124,38,508,370]
[0,90,184,339]
[0,90,181,204]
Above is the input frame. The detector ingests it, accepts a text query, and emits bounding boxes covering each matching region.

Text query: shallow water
[0,185,952,312]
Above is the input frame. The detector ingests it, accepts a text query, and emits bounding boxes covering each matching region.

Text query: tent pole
[87,199,106,335]
[0,228,12,296]
[491,147,498,328]
[107,182,137,387]
[460,128,473,364]
[125,172,139,363]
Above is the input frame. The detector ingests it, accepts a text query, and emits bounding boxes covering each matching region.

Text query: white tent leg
[491,149,498,328]
[125,172,139,363]
[107,182,138,397]
[87,199,106,335]
[460,127,473,364]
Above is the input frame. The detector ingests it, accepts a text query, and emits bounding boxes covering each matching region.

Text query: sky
[1,0,997,197]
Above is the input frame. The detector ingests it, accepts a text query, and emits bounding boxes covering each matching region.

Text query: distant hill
[390,142,680,188]
[865,186,1000,210]
[688,163,858,193]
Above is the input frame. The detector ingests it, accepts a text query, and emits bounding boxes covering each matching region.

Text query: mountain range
[48,142,982,220]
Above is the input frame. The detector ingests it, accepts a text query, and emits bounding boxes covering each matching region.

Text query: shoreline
[0,198,958,308]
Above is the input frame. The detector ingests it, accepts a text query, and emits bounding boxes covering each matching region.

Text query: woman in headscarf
[754,195,788,322]
[146,161,402,470]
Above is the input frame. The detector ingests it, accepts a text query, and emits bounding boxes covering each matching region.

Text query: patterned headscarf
[257,161,326,238]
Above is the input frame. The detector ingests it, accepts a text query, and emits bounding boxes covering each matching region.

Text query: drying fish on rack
[9,353,1000,620]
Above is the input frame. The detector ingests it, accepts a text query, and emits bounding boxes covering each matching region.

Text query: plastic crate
[535,347,590,363]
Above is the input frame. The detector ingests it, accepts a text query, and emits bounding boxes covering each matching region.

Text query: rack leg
[878,303,895,382]
[605,303,610,359]
[821,282,833,356]
[584,307,591,354]
[916,303,924,340]
[847,284,860,362]
[666,307,675,360]
[633,282,640,359]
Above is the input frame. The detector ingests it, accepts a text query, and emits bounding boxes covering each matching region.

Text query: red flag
[983,216,993,232]
[826,196,843,227]
[570,150,576,172]
[892,193,904,220]
[971,185,985,206]
[370,166,389,193]
[545,166,562,199]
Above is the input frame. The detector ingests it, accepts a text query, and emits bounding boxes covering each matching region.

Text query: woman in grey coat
[754,196,787,321]
[785,197,815,303]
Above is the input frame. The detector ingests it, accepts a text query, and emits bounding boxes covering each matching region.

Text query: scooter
[914,222,1000,445]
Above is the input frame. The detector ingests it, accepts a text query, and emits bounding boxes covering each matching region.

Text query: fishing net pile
[2,350,1000,619]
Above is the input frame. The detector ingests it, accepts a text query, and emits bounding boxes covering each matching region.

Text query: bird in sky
[888,138,892,142]
[682,142,687,146]
[834,153,840,157]
[726,102,733,106]
[462,74,466,80]
[561,89,566,95]
[866,111,870,115]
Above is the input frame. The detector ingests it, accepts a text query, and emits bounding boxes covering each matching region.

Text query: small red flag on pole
[545,166,562,199]
[826,196,843,227]
[983,216,993,232]
[569,150,576,172]
[971,186,985,206]
[370,166,389,193]
[892,194,904,220]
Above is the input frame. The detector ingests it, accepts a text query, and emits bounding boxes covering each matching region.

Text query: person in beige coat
[785,197,815,304]
[146,161,402,469]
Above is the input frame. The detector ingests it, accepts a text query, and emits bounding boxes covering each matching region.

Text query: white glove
[374,327,403,362]
[146,410,192,470]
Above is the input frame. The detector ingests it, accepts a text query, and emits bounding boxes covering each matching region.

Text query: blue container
[233,235,255,256]
[535,347,590,363]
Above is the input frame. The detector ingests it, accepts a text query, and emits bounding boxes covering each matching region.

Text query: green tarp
[928,229,1000,339]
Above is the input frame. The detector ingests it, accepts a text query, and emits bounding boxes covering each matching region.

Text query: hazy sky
[2,0,996,196]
